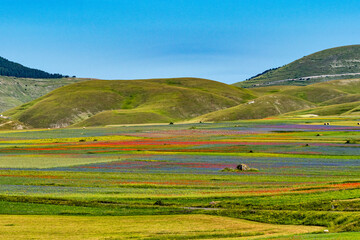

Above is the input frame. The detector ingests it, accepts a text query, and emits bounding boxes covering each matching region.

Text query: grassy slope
[283,101,360,116]
[196,79,360,121]
[195,94,316,122]
[314,78,360,94]
[234,45,360,88]
[0,76,83,112]
[5,78,255,128]
[279,86,346,104]
[320,94,360,106]
[248,85,300,97]
[73,109,173,126]
[282,79,360,116]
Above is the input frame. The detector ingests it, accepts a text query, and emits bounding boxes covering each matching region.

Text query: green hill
[283,101,360,116]
[0,76,83,112]
[279,86,346,104]
[234,45,360,88]
[4,78,360,128]
[320,94,360,106]
[4,78,255,128]
[195,94,315,122]
[314,78,360,94]
[0,56,64,78]
[196,78,360,122]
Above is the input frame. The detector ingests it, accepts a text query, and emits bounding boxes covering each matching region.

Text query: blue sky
[1,0,360,83]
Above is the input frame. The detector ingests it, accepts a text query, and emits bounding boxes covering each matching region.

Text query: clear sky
[1,0,360,83]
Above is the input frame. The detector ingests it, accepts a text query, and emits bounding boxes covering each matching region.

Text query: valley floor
[0,116,359,239]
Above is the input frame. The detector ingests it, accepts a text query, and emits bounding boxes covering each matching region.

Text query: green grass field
[0,214,324,239]
[259,232,360,240]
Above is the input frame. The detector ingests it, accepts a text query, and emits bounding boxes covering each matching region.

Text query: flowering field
[0,118,359,238]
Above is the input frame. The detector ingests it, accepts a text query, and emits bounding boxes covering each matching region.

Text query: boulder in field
[236,164,250,171]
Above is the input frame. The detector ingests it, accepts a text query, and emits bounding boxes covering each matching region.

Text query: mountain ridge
[234,45,360,88]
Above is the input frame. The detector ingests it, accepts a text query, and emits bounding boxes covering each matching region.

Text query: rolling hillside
[196,78,360,122]
[284,101,360,116]
[0,76,83,112]
[234,45,360,88]
[194,94,315,122]
[282,78,360,117]
[5,78,360,128]
[4,78,256,128]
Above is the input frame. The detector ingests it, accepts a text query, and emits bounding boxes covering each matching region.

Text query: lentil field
[0,117,359,239]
